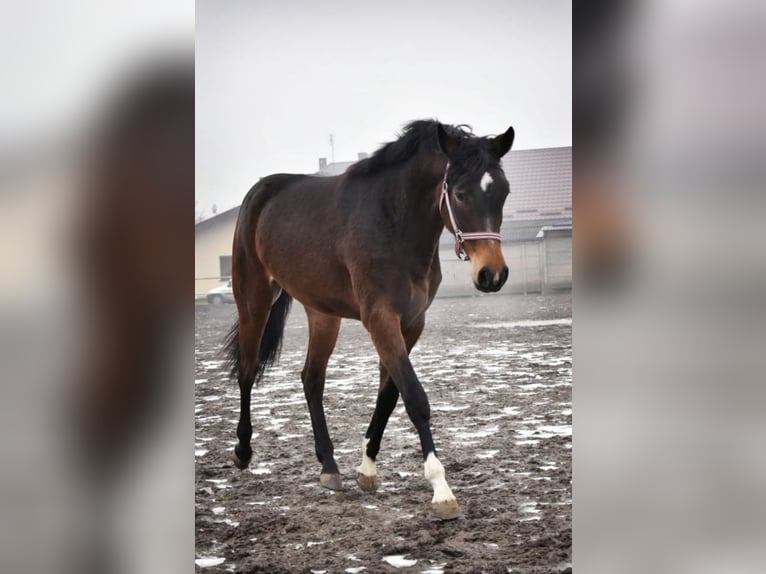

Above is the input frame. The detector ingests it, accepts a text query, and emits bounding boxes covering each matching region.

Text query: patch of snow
[196,557,225,568]
[516,383,547,391]
[382,555,418,568]
[476,450,499,459]
[432,404,469,412]
[474,318,572,329]
[455,425,498,440]
[519,501,542,521]
[536,424,572,437]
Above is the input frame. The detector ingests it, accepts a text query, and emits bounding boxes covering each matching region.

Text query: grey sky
[196,0,571,214]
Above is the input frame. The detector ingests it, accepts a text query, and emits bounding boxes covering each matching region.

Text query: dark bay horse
[225,120,514,519]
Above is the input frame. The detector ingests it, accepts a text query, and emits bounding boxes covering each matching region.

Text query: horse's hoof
[431,499,460,521]
[231,450,251,470]
[320,473,344,491]
[356,472,378,493]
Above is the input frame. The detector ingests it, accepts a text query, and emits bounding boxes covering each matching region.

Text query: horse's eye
[455,192,465,202]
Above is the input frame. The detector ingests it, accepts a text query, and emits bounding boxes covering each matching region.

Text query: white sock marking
[356,437,377,477]
[480,171,493,192]
[424,452,456,504]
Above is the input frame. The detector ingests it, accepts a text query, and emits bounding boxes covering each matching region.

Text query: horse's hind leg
[302,308,342,490]
[231,272,276,469]
[356,316,425,493]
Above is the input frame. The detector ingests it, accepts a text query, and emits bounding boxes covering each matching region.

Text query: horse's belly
[265,255,360,319]
[298,294,361,320]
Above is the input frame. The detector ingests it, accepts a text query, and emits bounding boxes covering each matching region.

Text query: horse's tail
[223,321,241,381]
[258,289,293,383]
[224,290,293,385]
[223,290,293,384]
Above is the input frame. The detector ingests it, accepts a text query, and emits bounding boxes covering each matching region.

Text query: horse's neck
[394,162,445,253]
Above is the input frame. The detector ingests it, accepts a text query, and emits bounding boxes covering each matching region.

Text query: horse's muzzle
[475,265,509,293]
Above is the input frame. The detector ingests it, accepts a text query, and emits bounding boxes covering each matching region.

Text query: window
[219,255,232,279]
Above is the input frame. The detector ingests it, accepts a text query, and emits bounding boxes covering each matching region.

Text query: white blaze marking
[424,452,456,504]
[480,171,493,192]
[356,437,377,477]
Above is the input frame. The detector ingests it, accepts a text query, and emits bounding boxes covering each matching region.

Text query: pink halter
[439,161,503,260]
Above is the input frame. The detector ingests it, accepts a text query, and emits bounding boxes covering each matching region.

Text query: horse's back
[239,173,310,221]
[235,173,321,253]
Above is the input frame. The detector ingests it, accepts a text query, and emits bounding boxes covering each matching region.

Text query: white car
[206,279,235,304]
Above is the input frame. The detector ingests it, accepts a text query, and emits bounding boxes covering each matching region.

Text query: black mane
[348,119,493,179]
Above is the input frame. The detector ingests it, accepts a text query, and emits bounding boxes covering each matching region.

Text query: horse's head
[437,124,515,293]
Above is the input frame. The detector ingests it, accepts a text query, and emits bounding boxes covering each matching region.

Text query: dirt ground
[195,293,571,574]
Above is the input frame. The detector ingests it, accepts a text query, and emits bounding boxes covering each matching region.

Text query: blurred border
[0,3,193,573]
[574,1,766,572]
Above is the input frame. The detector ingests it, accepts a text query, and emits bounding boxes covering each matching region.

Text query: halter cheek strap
[439,161,503,260]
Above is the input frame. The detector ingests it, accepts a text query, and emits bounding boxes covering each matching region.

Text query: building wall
[504,242,544,294]
[195,212,237,297]
[436,238,572,297]
[541,236,572,292]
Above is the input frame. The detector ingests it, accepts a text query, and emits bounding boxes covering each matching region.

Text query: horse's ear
[437,123,460,157]
[492,126,515,158]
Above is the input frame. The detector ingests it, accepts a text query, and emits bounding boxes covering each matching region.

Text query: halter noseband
[439,161,503,260]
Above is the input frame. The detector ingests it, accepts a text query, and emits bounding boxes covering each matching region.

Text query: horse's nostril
[499,266,509,286]
[478,267,492,289]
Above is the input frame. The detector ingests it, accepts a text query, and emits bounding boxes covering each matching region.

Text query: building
[195,147,571,299]
[195,206,239,297]
[501,146,572,294]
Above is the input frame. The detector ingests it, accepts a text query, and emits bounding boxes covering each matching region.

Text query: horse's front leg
[362,306,459,520]
[356,316,425,493]
[354,364,395,493]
